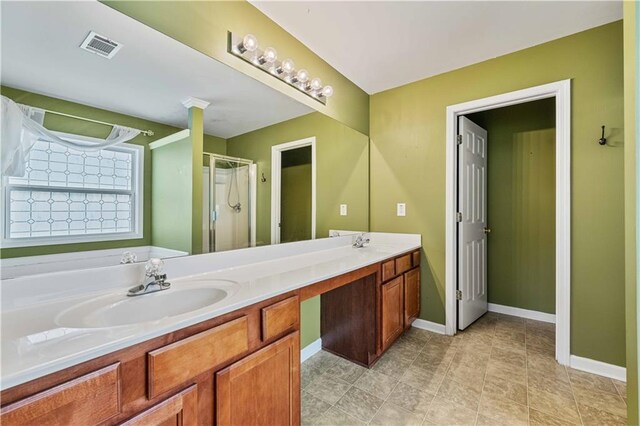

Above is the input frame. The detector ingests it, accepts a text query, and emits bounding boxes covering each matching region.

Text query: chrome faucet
[352,233,370,248]
[127,258,171,297]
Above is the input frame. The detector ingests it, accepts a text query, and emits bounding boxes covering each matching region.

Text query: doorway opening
[271,137,317,244]
[445,80,571,365]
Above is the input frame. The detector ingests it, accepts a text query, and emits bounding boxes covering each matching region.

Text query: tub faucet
[127,258,171,297]
[353,233,370,248]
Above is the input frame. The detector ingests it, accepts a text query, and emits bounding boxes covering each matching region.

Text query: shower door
[203,155,256,252]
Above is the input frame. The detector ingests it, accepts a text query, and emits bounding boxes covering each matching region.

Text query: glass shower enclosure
[202,153,256,253]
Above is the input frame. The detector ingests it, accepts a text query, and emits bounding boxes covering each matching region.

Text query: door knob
[483,227,491,234]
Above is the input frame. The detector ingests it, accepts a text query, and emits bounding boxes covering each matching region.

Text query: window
[2,133,144,247]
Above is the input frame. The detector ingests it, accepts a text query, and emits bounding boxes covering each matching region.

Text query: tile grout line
[473,318,496,425]
[425,333,460,425]
[525,319,531,426]
[565,364,586,426]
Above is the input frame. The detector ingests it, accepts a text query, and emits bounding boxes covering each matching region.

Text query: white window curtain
[1,95,141,177]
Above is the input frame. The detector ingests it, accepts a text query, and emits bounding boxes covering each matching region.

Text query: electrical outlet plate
[397,203,406,217]
[340,204,348,216]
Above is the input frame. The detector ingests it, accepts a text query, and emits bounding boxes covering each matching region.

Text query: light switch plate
[340,204,348,216]
[397,203,406,217]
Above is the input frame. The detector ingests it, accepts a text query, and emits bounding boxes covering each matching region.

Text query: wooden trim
[569,355,626,382]
[299,264,378,300]
[487,303,555,323]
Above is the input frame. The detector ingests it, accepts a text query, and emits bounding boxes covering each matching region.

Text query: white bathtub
[0,246,188,280]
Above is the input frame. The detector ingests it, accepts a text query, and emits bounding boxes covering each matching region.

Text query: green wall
[0,86,184,258]
[227,112,369,246]
[467,99,556,314]
[623,2,638,423]
[204,134,227,156]
[370,22,626,366]
[281,161,312,243]
[103,1,370,136]
[227,111,370,347]
[151,137,193,253]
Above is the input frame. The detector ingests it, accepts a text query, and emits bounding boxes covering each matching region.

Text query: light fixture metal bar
[227,31,329,106]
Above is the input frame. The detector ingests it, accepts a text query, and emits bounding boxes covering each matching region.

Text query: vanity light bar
[228,32,334,105]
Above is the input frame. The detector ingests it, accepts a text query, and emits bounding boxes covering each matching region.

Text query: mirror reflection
[0,1,369,279]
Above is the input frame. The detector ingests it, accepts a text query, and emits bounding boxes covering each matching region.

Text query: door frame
[444,80,571,365]
[270,137,317,244]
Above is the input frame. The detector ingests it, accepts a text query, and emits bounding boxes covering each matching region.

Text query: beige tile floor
[301,312,627,426]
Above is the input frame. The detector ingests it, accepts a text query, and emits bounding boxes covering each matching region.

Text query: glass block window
[3,137,143,246]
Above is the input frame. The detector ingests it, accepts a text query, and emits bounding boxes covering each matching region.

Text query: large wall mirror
[0,2,370,279]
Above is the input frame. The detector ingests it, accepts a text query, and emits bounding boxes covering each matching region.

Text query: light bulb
[281,58,295,73]
[296,69,309,83]
[263,47,277,63]
[321,85,334,98]
[310,78,322,91]
[238,34,257,53]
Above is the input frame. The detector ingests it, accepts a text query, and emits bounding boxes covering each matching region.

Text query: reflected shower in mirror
[203,154,256,253]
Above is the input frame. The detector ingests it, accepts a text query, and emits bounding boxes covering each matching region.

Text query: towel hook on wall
[261,172,267,183]
[598,125,607,146]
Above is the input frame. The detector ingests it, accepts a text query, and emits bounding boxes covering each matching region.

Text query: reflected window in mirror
[2,133,143,247]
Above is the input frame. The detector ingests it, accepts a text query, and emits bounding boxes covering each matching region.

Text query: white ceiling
[1,1,312,139]
[251,1,623,94]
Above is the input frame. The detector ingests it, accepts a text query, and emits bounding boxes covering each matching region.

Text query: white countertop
[0,232,420,390]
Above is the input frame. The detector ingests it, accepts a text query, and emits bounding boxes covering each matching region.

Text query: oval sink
[55,280,236,328]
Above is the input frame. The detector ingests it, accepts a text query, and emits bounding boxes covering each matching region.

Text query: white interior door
[457,116,488,330]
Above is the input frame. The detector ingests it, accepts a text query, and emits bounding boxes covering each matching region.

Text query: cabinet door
[404,268,421,327]
[381,276,404,350]
[121,385,198,426]
[216,332,300,426]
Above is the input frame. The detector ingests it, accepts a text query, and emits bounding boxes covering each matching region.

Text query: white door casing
[270,137,317,244]
[445,79,571,366]
[457,117,488,330]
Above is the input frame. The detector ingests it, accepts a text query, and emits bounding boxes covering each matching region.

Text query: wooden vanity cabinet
[378,250,422,349]
[0,292,301,426]
[381,276,404,350]
[1,249,422,425]
[216,332,300,426]
[318,249,422,365]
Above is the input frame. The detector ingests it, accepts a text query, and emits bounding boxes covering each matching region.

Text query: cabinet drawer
[411,250,420,267]
[262,296,299,341]
[147,316,248,399]
[122,385,197,426]
[381,260,396,282]
[395,254,412,276]
[0,364,120,426]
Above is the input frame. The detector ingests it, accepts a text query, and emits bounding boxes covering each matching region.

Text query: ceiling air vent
[79,31,123,59]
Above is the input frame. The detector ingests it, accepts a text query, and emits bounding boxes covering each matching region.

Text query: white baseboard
[301,338,322,363]
[570,355,626,382]
[412,319,446,334]
[488,303,555,324]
